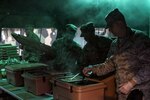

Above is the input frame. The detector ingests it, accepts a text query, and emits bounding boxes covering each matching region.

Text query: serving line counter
[0,79,54,100]
[0,62,116,100]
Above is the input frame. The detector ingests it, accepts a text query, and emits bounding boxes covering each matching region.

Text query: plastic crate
[22,71,51,95]
[5,63,48,86]
[51,76,106,100]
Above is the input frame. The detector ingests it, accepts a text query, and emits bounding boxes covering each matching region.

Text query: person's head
[105,8,127,37]
[80,22,95,42]
[24,25,34,36]
[65,24,77,39]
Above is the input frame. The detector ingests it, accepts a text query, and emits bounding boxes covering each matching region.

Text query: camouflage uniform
[23,32,41,62]
[50,36,82,73]
[80,36,112,67]
[92,27,150,100]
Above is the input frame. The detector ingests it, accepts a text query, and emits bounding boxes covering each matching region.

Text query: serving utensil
[70,73,80,80]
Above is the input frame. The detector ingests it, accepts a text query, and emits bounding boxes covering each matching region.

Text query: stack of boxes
[0,44,20,60]
[5,63,51,95]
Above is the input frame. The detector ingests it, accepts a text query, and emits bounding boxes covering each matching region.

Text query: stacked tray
[0,44,19,60]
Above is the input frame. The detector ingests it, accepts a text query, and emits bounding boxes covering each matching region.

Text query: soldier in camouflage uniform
[22,25,41,62]
[83,9,150,100]
[79,22,112,67]
[49,24,82,73]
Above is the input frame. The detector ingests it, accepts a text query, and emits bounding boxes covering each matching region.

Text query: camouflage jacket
[80,36,112,67]
[23,32,41,62]
[92,27,150,99]
[50,36,82,72]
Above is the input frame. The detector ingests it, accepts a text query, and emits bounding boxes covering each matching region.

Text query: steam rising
[58,0,149,31]
[0,0,149,32]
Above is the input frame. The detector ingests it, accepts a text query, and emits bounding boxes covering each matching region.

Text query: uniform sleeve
[92,56,116,76]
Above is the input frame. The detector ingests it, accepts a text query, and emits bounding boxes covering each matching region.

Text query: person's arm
[83,56,115,77]
[68,41,82,56]
[92,56,116,76]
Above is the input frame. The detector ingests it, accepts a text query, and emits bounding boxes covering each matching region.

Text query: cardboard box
[22,71,51,95]
[51,76,106,100]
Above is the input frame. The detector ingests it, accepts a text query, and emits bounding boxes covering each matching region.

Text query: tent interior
[0,0,150,45]
[0,1,150,99]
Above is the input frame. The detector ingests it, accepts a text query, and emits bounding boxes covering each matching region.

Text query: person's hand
[119,79,137,94]
[82,67,92,77]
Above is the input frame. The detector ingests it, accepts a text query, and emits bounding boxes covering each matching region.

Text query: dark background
[0,0,149,35]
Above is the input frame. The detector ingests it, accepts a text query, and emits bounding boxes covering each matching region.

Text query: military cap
[105,8,126,28]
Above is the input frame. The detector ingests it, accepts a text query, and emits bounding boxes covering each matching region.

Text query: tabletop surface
[0,79,54,100]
